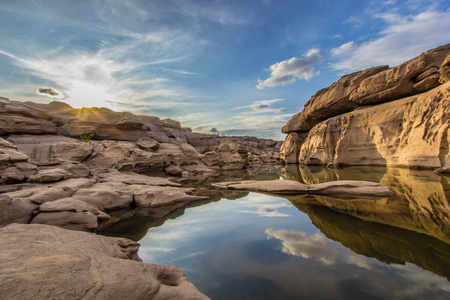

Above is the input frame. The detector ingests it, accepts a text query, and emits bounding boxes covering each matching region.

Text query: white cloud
[256,48,324,89]
[330,41,355,56]
[266,229,338,264]
[266,228,372,269]
[234,194,291,217]
[333,9,450,72]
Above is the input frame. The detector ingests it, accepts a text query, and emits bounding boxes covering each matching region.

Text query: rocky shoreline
[0,99,283,299]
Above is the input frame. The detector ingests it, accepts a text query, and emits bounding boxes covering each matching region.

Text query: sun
[63,81,117,110]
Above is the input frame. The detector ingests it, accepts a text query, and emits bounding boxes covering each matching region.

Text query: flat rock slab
[127,185,209,208]
[98,170,181,187]
[0,224,209,300]
[214,180,309,194]
[214,179,395,197]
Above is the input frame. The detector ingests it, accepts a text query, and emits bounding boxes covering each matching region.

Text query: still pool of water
[100,165,450,300]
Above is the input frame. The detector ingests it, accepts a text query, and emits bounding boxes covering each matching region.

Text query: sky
[1,0,450,140]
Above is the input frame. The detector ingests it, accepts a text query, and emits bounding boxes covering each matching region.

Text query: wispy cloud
[332,9,450,72]
[256,49,324,89]
[173,0,250,25]
[232,98,285,110]
[330,41,355,56]
[0,1,203,111]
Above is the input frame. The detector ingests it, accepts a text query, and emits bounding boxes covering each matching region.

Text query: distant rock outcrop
[281,44,450,168]
[0,99,281,180]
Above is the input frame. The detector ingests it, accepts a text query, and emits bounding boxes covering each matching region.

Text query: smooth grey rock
[215,179,395,197]
[0,224,209,299]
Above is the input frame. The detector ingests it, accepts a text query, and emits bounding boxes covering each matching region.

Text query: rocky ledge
[280,43,450,170]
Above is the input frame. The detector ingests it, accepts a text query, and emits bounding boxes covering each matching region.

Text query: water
[99,165,450,300]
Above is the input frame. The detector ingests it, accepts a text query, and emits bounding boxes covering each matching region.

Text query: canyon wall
[281,44,450,170]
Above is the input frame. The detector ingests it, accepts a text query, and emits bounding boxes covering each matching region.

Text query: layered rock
[1,97,280,176]
[0,224,209,299]
[1,131,209,231]
[281,44,450,168]
[1,168,207,231]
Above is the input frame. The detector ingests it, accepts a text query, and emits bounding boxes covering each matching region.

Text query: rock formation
[0,98,281,179]
[281,43,450,168]
[0,224,209,300]
[0,99,282,299]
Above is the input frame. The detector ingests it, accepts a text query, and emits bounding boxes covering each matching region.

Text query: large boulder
[0,224,209,299]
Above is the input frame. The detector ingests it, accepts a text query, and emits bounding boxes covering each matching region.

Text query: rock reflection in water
[290,201,450,280]
[282,165,450,245]
[98,165,279,240]
[100,164,450,295]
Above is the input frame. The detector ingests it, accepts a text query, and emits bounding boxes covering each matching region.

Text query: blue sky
[1,0,449,139]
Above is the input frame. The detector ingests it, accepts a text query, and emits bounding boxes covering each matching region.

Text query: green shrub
[80,133,95,142]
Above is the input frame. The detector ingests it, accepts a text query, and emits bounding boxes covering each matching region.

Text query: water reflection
[292,202,450,280]
[282,165,450,244]
[99,166,278,240]
[97,165,450,298]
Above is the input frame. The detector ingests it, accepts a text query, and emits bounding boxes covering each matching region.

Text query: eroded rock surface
[281,44,450,168]
[0,224,209,300]
[215,179,394,197]
[1,98,281,176]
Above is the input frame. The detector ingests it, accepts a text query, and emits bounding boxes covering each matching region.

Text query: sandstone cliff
[281,43,450,169]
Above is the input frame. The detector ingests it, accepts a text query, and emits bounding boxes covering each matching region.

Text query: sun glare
[63,82,117,110]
